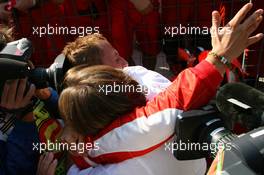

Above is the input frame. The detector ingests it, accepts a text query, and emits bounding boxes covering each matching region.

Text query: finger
[212,11,221,28]
[47,159,58,175]
[22,84,35,106]
[38,154,45,166]
[37,155,45,174]
[242,9,263,30]
[247,33,264,46]
[16,79,27,106]
[247,15,263,36]
[42,152,54,172]
[1,81,10,107]
[46,152,55,165]
[229,3,253,27]
[6,80,19,108]
[211,11,221,41]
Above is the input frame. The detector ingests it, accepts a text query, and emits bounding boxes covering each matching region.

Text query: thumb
[211,11,221,40]
[212,11,221,28]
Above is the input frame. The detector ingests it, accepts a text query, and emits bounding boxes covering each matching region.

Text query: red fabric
[162,0,193,26]
[63,0,109,40]
[15,2,65,67]
[71,155,91,170]
[162,0,227,27]
[178,48,190,61]
[232,58,241,69]
[75,0,91,12]
[198,50,210,63]
[219,1,229,26]
[161,0,229,30]
[73,60,223,169]
[15,0,109,67]
[193,0,224,27]
[110,0,160,59]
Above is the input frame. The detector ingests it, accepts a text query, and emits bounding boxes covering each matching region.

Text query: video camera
[0,38,71,93]
[173,83,264,175]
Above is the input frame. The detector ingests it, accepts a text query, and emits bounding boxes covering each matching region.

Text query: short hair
[62,33,107,66]
[59,65,147,135]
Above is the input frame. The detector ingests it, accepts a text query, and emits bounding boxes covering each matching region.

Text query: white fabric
[68,141,206,175]
[89,108,181,157]
[123,66,172,100]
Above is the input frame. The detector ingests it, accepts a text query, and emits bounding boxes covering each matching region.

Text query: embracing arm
[71,3,263,170]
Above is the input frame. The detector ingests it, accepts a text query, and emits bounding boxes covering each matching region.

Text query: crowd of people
[0,0,262,75]
[0,0,263,175]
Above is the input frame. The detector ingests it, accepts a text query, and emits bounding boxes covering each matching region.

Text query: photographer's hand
[0,79,35,110]
[37,152,57,175]
[206,3,263,74]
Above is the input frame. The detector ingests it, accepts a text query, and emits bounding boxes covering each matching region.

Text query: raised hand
[211,3,263,62]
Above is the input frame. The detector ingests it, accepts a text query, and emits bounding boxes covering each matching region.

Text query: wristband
[208,52,233,70]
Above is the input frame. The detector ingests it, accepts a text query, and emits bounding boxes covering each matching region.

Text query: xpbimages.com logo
[164,140,232,155]
[32,140,100,154]
[97,82,167,95]
[32,24,100,37]
[164,24,232,37]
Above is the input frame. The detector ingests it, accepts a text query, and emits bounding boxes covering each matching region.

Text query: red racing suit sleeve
[72,60,223,169]
[165,59,223,110]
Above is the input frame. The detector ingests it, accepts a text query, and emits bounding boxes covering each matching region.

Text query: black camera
[0,38,70,93]
[173,83,264,175]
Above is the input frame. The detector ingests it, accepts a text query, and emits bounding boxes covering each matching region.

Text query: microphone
[216,82,264,130]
